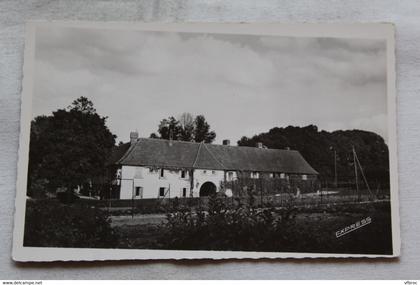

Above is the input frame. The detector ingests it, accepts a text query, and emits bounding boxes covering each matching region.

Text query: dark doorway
[199,181,217,197]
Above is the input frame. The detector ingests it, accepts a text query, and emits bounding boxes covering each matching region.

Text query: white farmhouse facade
[110,132,317,200]
[118,165,226,199]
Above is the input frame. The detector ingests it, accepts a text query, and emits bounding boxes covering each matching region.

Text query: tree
[179,112,194,128]
[193,115,216,143]
[28,97,116,197]
[68,96,96,114]
[156,116,183,140]
[178,112,194,141]
[151,113,216,143]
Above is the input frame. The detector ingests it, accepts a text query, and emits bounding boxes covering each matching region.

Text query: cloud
[33,27,388,144]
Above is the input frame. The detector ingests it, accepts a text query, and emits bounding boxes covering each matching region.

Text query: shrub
[161,194,393,254]
[161,192,304,251]
[24,199,118,248]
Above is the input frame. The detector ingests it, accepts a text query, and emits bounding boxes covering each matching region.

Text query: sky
[33,26,388,145]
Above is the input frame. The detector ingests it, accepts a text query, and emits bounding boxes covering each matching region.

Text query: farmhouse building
[110,132,318,199]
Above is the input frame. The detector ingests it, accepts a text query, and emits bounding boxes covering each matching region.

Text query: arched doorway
[199,181,217,197]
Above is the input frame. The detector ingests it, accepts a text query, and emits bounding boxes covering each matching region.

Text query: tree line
[237,125,390,187]
[149,112,216,143]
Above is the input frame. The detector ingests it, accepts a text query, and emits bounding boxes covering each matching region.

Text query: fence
[54,176,390,214]
[224,176,319,197]
[69,191,389,216]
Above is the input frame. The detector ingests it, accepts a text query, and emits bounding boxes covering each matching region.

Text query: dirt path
[111,213,167,227]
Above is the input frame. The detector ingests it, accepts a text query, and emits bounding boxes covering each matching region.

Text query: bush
[161,195,393,254]
[161,192,303,251]
[24,199,118,248]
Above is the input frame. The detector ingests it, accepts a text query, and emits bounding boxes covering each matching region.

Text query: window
[149,168,154,173]
[270,173,274,178]
[135,186,143,197]
[227,171,233,181]
[212,170,216,175]
[251,172,259,179]
[280,173,285,179]
[203,170,207,174]
[182,188,187,197]
[181,170,186,178]
[302,174,307,181]
[160,169,164,178]
[159,187,165,197]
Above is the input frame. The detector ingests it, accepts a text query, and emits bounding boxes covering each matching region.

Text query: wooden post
[353,146,359,202]
[190,169,194,197]
[131,179,134,219]
[355,150,374,200]
[108,184,111,211]
[320,180,323,205]
[334,150,338,188]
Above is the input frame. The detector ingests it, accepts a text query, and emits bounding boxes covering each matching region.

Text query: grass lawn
[112,201,392,255]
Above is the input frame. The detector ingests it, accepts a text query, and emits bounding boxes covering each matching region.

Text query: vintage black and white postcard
[13,21,399,261]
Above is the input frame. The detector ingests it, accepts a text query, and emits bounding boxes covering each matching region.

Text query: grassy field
[111,201,393,255]
[23,197,392,254]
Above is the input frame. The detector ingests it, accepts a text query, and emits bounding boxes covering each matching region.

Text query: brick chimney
[130,131,139,144]
[222,139,230,146]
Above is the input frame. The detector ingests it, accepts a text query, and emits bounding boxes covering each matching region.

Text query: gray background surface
[0,0,419,279]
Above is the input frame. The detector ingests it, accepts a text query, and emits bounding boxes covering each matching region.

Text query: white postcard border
[12,21,399,261]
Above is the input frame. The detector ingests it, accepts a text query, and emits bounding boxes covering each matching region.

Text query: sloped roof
[108,142,131,165]
[116,138,318,175]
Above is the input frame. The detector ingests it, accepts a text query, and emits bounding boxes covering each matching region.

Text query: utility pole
[131,179,134,219]
[353,146,359,202]
[330,146,338,188]
[334,149,338,188]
